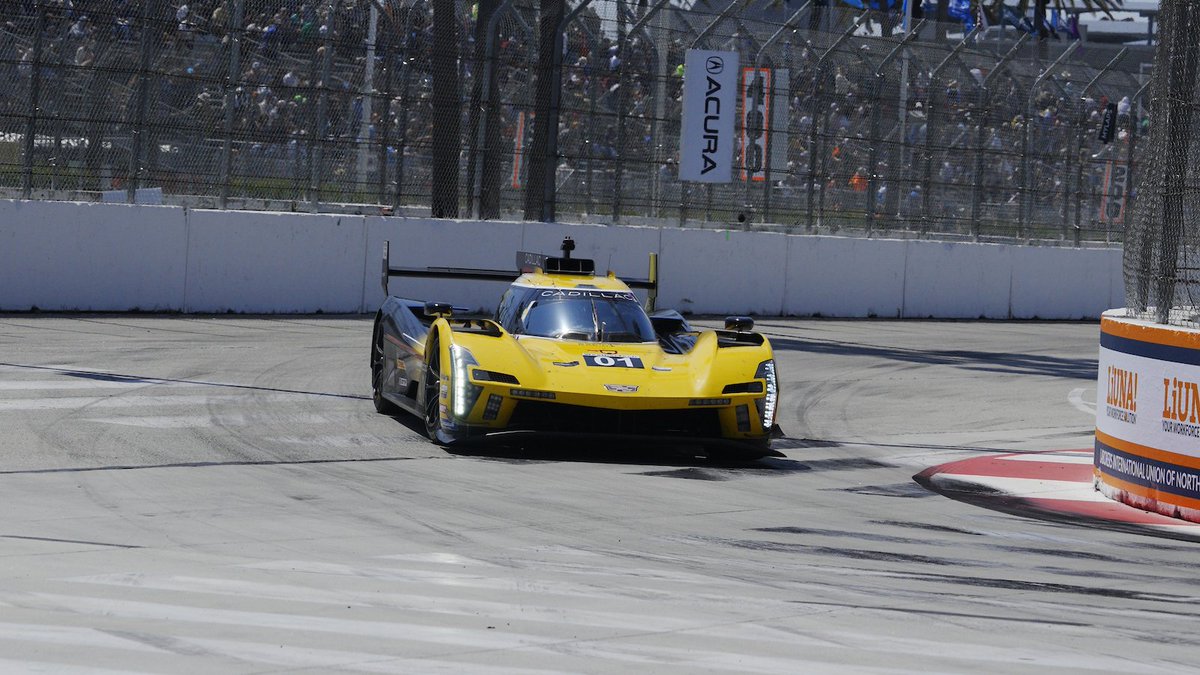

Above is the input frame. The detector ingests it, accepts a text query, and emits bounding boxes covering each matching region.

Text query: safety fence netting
[0,1,1150,244]
[1123,0,1200,326]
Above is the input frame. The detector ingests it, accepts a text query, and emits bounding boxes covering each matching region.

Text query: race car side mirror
[725,316,754,332]
[424,302,454,318]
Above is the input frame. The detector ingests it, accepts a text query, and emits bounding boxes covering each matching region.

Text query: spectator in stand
[849,167,867,193]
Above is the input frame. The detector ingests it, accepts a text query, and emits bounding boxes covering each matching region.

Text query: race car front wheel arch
[372,318,399,415]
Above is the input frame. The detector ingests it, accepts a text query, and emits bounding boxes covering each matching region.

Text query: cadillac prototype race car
[370,238,782,457]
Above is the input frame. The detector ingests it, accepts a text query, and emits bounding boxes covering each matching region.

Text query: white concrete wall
[186,210,368,313]
[0,200,1124,318]
[0,200,188,312]
[783,236,909,318]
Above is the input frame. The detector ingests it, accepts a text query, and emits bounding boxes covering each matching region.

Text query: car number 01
[584,354,644,369]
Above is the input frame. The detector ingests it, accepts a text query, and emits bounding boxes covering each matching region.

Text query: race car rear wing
[381,238,659,311]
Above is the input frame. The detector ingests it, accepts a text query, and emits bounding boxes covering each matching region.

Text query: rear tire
[372,322,398,415]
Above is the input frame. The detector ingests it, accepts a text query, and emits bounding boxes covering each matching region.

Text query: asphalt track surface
[1,315,1197,674]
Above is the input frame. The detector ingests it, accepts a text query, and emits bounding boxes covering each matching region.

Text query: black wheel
[372,322,398,414]
[423,335,443,442]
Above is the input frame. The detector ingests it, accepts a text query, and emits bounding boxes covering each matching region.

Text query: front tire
[423,334,444,442]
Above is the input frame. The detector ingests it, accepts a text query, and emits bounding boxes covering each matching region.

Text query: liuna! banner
[679,49,739,183]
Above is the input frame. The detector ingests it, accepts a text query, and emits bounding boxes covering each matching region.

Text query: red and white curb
[915,449,1200,537]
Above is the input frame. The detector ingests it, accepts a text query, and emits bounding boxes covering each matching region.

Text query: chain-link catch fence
[0,0,1153,244]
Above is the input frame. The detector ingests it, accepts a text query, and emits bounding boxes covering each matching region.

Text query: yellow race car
[371,238,781,457]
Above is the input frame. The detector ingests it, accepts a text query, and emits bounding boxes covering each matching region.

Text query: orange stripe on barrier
[1093,471,1200,513]
[1102,316,1200,351]
[1095,429,1200,470]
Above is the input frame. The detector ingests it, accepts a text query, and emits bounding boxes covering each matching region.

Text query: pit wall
[1096,312,1200,523]
[0,200,1123,317]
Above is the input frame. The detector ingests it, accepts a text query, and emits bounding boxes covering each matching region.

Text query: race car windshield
[518,295,655,343]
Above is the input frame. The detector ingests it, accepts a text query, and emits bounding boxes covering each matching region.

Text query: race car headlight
[450,345,483,418]
[754,359,777,430]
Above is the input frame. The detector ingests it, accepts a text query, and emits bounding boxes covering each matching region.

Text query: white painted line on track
[80,413,363,429]
[0,392,328,412]
[177,639,576,675]
[79,415,250,429]
[66,573,701,632]
[30,594,557,651]
[377,552,503,566]
[241,560,634,599]
[929,474,1111,501]
[0,659,157,675]
[267,434,403,447]
[1147,523,1200,534]
[1068,387,1096,416]
[0,622,168,654]
[771,629,1178,674]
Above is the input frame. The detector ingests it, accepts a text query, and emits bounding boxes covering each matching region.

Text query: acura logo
[705,56,724,75]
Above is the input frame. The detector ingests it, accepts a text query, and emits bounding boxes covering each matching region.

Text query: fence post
[299,21,322,204]
[806,20,859,232]
[1019,41,1078,239]
[866,24,922,236]
[355,3,377,198]
[310,0,336,213]
[375,26,394,206]
[467,0,504,217]
[219,0,245,208]
[1124,79,1150,240]
[612,0,670,223]
[649,8,669,218]
[920,27,978,236]
[128,0,158,204]
[1034,73,1076,240]
[584,23,600,216]
[21,1,45,200]
[750,5,812,226]
[529,0,594,223]
[969,90,991,240]
[969,35,1026,239]
[474,0,517,219]
[1071,49,1127,242]
[805,67,823,232]
[393,5,420,211]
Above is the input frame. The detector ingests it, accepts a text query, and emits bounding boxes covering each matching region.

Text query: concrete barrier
[1095,312,1200,523]
[185,210,367,313]
[1011,245,1120,320]
[902,241,1011,319]
[663,228,790,316]
[0,200,187,311]
[0,200,1123,318]
[784,236,908,318]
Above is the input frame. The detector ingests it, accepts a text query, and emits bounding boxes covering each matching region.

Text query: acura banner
[679,49,739,183]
